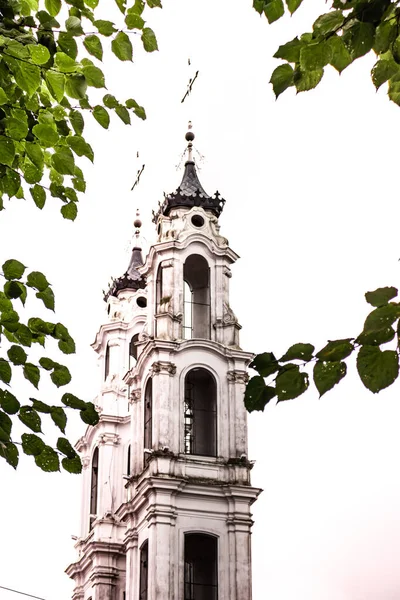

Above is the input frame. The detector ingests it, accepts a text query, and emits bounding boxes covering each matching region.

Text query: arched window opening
[127,444,131,476]
[139,541,149,600]
[89,447,99,529]
[104,344,110,380]
[184,534,218,600]
[156,264,163,309]
[129,334,139,368]
[183,255,210,339]
[184,369,217,457]
[143,379,153,465]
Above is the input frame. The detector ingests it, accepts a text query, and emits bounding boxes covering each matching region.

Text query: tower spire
[185,120,194,162]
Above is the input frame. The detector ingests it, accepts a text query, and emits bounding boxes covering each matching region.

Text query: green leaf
[0,359,12,384]
[115,0,126,12]
[343,21,375,60]
[80,402,99,425]
[57,436,76,458]
[5,117,29,141]
[54,51,77,73]
[294,67,324,92]
[0,138,16,168]
[0,88,9,105]
[7,345,27,365]
[264,0,284,24]
[45,0,61,15]
[313,360,347,397]
[19,405,42,432]
[21,432,45,456]
[62,392,87,410]
[300,42,332,72]
[23,160,42,185]
[103,94,118,108]
[23,363,40,388]
[26,143,44,169]
[36,287,55,311]
[61,201,78,221]
[285,0,302,14]
[0,442,19,469]
[68,135,94,161]
[6,57,41,96]
[94,19,117,36]
[39,357,56,370]
[0,409,12,438]
[280,343,314,362]
[30,184,46,209]
[141,27,158,52]
[57,32,78,59]
[147,0,162,6]
[3,169,21,197]
[15,324,32,347]
[66,16,84,36]
[270,64,294,98]
[0,389,20,414]
[372,57,399,89]
[316,339,354,362]
[313,11,344,36]
[363,304,400,332]
[34,445,60,472]
[129,0,145,15]
[365,286,398,307]
[52,147,75,175]
[357,345,399,393]
[28,317,55,335]
[31,399,52,413]
[275,364,309,401]
[62,455,82,474]
[84,34,103,60]
[70,110,84,135]
[83,65,105,88]
[327,35,352,73]
[112,31,133,61]
[46,71,65,102]
[125,13,145,29]
[244,376,276,412]
[51,364,71,387]
[2,259,25,280]
[274,37,304,63]
[29,44,51,65]
[374,20,396,54]
[92,105,110,128]
[32,123,59,147]
[250,351,279,377]
[115,105,131,124]
[65,74,88,99]
[50,406,67,433]
[27,271,49,291]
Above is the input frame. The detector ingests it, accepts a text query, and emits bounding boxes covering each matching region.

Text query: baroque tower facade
[66,129,261,600]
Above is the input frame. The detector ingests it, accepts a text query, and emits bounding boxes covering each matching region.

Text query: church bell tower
[66,126,261,600]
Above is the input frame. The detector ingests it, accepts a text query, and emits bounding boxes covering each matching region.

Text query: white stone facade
[66,168,261,600]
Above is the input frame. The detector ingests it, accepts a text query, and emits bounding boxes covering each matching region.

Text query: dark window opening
[144,379,153,465]
[139,541,149,600]
[129,334,139,368]
[183,255,210,340]
[184,534,218,600]
[156,264,163,310]
[127,444,131,476]
[191,214,204,228]
[89,447,99,529]
[184,369,217,457]
[104,344,110,380]
[137,296,147,308]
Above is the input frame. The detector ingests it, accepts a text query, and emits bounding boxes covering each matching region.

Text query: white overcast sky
[1,1,400,599]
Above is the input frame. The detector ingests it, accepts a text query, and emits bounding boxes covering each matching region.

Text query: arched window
[156,263,163,309]
[104,344,110,380]
[183,255,210,339]
[184,369,217,457]
[127,444,131,476]
[184,534,218,600]
[89,447,99,529]
[129,333,139,368]
[139,540,149,600]
[143,379,153,465]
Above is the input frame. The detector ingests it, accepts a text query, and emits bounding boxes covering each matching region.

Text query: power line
[0,585,46,600]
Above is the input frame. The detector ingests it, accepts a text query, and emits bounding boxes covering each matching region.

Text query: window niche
[89,447,99,530]
[129,333,139,369]
[104,343,110,380]
[139,540,149,600]
[184,368,217,457]
[184,534,218,600]
[143,379,153,464]
[183,255,210,340]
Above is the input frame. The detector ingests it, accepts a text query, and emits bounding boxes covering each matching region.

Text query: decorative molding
[129,388,142,403]
[98,433,121,446]
[82,456,90,470]
[227,370,249,384]
[151,361,177,376]
[223,266,232,278]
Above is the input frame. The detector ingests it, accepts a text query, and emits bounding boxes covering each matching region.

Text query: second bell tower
[67,127,261,600]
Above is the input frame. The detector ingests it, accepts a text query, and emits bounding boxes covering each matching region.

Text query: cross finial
[185,121,195,162]
[134,208,142,240]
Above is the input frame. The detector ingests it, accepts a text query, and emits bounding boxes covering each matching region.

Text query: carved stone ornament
[82,456,90,470]
[151,361,177,376]
[129,388,142,403]
[223,265,232,278]
[227,370,249,384]
[99,433,121,446]
[223,302,238,325]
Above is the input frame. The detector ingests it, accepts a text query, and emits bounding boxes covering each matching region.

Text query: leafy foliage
[256,0,400,107]
[245,287,400,409]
